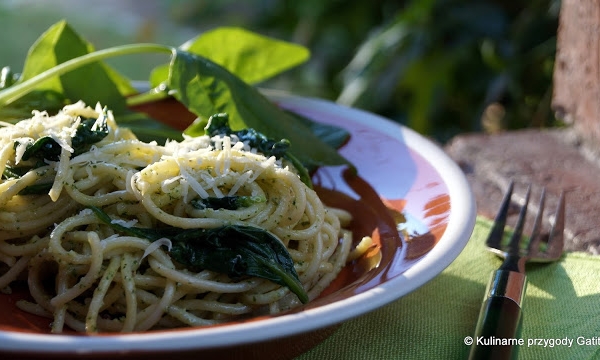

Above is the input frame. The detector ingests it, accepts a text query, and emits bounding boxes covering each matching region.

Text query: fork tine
[486,181,514,249]
[527,188,546,253]
[507,184,531,256]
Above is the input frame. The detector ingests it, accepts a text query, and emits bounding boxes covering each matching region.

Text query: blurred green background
[0,0,560,143]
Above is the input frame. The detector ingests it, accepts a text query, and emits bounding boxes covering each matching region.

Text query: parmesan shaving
[110,218,138,228]
[178,162,210,199]
[228,170,253,196]
[13,138,33,165]
[141,237,172,260]
[0,143,15,176]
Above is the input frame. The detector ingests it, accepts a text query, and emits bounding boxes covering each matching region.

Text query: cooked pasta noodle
[0,102,356,333]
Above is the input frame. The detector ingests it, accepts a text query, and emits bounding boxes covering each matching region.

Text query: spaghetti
[0,102,356,333]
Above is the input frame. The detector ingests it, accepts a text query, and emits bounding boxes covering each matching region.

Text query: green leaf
[190,195,265,210]
[204,113,290,158]
[286,110,350,151]
[0,89,67,122]
[18,182,53,195]
[0,22,349,167]
[20,113,109,162]
[168,50,350,169]
[181,27,310,84]
[169,225,308,304]
[89,206,308,303]
[114,111,183,143]
[19,21,135,114]
[150,27,310,86]
[5,21,178,143]
[204,113,312,187]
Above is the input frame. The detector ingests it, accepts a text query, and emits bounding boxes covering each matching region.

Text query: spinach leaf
[205,113,312,187]
[7,112,109,195]
[147,28,349,157]
[285,110,350,151]
[0,90,67,122]
[17,182,53,195]
[90,206,308,303]
[2,22,177,143]
[2,166,21,179]
[70,114,110,153]
[19,21,134,115]
[150,27,310,87]
[1,66,68,120]
[206,113,289,158]
[19,137,62,162]
[190,195,265,210]
[20,113,109,162]
[0,22,353,170]
[168,50,351,170]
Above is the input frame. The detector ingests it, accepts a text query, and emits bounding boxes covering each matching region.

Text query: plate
[0,92,476,359]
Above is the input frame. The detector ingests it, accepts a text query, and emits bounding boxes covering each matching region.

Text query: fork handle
[468,270,526,360]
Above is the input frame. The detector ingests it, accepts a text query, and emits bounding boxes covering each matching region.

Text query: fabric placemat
[297,217,600,359]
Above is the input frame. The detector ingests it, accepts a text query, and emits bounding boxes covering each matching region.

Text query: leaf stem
[125,86,170,107]
[0,43,174,107]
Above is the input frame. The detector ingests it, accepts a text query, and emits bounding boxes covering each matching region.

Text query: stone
[444,128,600,254]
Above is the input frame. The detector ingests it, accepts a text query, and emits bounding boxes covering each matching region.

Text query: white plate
[0,93,476,359]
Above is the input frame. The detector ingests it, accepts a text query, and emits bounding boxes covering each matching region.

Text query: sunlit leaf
[168,50,350,169]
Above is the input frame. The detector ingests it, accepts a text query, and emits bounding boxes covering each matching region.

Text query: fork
[468,181,565,360]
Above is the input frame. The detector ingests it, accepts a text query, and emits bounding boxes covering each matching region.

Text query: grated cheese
[228,170,253,196]
[141,238,172,261]
[110,218,138,228]
[13,138,33,165]
[178,162,210,199]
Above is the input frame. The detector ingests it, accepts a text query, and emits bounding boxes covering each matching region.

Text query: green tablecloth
[298,217,600,359]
